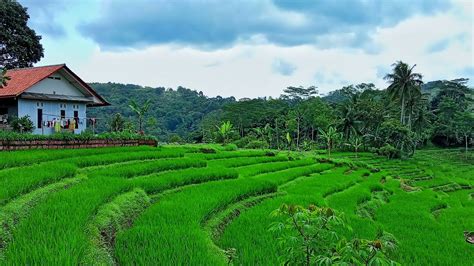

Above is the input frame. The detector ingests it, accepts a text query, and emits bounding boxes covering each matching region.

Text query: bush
[244,140,268,149]
[168,134,184,144]
[232,136,257,148]
[221,144,238,151]
[10,116,34,133]
[199,147,217,154]
[377,144,400,159]
[0,131,157,142]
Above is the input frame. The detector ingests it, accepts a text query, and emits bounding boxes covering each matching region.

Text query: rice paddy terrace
[0,145,472,265]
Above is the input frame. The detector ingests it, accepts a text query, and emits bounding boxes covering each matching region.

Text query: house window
[60,109,66,119]
[37,109,43,129]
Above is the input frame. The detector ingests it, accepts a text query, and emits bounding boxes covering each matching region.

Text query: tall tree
[0,0,44,69]
[384,61,423,125]
[281,86,318,102]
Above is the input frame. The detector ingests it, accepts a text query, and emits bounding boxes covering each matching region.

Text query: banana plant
[128,99,152,133]
[319,126,341,158]
[217,121,233,145]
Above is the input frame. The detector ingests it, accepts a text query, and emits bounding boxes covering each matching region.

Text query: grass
[0,146,472,265]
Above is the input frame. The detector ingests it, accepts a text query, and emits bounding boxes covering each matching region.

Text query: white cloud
[60,0,472,99]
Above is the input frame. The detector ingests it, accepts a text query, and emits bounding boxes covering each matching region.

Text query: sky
[20,0,473,99]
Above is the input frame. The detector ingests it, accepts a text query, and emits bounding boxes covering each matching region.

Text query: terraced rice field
[0,145,472,265]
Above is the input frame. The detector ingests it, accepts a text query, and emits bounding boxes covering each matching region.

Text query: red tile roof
[0,64,65,98]
[0,64,109,106]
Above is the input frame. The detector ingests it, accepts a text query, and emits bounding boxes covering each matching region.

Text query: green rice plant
[207,155,288,168]
[0,161,77,205]
[83,188,151,265]
[0,176,85,259]
[0,146,157,170]
[216,167,376,265]
[236,158,315,177]
[67,149,184,168]
[114,163,332,265]
[1,153,238,264]
[131,167,238,194]
[88,158,207,179]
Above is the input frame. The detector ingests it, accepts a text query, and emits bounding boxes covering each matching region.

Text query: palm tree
[129,99,152,133]
[384,61,423,125]
[319,126,341,158]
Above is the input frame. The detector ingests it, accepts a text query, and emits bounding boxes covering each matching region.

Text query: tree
[0,0,44,69]
[129,99,152,133]
[384,61,423,125]
[281,86,318,102]
[454,110,474,154]
[319,126,341,158]
[1,68,11,88]
[217,121,233,145]
[109,113,125,132]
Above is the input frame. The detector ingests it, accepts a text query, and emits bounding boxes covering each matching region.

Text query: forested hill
[87,82,235,141]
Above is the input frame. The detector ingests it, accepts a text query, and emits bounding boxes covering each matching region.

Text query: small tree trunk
[297,119,300,150]
[276,119,280,150]
[466,134,468,154]
[401,95,405,125]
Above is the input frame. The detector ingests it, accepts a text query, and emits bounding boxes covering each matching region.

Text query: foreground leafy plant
[270,204,398,265]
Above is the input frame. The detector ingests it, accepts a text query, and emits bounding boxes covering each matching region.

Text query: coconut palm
[384,61,423,125]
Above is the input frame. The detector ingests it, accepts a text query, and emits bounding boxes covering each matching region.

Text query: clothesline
[41,112,104,120]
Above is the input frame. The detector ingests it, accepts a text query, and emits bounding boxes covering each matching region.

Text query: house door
[74,111,79,129]
[37,109,43,129]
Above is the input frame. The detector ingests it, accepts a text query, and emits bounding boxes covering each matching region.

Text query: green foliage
[0,0,44,69]
[384,61,423,125]
[9,115,34,133]
[168,133,184,144]
[87,83,235,141]
[244,140,268,149]
[319,126,341,158]
[0,130,156,141]
[109,113,126,132]
[270,204,398,265]
[217,121,233,145]
[0,68,10,88]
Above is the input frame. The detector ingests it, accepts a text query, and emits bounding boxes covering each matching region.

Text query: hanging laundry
[54,119,61,133]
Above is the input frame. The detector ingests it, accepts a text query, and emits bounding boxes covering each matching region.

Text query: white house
[0,64,109,134]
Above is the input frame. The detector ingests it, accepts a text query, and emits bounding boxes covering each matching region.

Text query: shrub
[244,140,268,149]
[377,144,400,159]
[10,116,34,133]
[168,134,184,144]
[221,144,238,151]
[232,136,257,148]
[199,147,217,154]
[270,204,398,265]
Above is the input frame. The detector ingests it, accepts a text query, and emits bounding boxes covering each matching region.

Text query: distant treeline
[87,74,473,155]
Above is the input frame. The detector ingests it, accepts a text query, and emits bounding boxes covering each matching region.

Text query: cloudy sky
[20,0,473,98]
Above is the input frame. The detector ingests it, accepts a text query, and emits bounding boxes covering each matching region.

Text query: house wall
[18,99,87,135]
[27,72,85,97]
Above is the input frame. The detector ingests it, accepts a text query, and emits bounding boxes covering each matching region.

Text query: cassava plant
[270,204,398,266]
